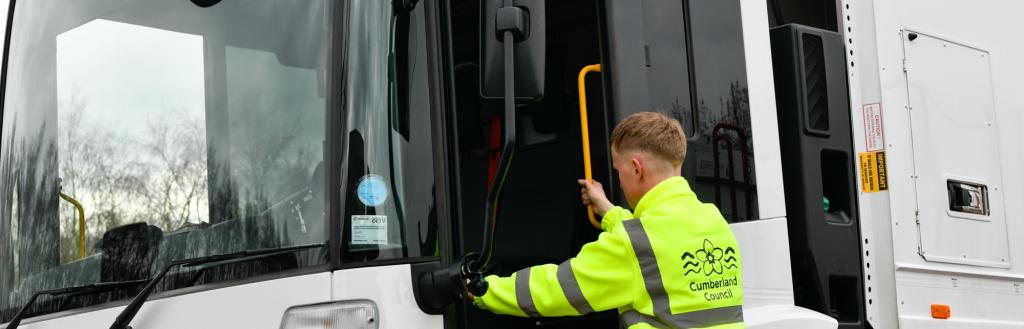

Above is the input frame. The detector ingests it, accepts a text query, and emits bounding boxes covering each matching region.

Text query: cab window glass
[341,0,437,262]
[0,0,331,322]
[683,0,758,222]
[640,0,696,137]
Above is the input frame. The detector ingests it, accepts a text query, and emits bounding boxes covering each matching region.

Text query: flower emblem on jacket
[696,239,724,275]
[681,239,738,276]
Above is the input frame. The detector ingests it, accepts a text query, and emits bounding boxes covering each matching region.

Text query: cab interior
[448,0,617,327]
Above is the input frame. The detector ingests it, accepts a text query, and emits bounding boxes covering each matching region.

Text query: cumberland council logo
[681,239,738,276]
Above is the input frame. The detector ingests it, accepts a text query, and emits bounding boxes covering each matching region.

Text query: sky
[55,19,207,139]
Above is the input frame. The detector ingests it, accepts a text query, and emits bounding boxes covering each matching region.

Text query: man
[472,112,744,328]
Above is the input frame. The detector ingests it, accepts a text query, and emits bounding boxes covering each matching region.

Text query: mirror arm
[415,2,530,310]
[466,23,520,293]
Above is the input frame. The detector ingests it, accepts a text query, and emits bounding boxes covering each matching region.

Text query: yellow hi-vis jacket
[475,177,744,328]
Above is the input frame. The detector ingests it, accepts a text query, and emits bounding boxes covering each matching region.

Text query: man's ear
[631,156,643,179]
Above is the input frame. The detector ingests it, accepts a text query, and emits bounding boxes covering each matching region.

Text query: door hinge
[902,59,909,73]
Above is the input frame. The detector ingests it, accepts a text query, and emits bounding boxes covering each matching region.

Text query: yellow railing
[577,64,602,229]
[58,190,86,259]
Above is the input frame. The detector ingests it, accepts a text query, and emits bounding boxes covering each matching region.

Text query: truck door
[446,1,614,328]
[604,0,759,223]
[443,0,770,328]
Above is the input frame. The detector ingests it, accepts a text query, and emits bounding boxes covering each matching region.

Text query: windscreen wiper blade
[6,279,149,329]
[108,243,324,329]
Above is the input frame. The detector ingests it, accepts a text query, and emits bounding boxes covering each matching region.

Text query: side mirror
[480,0,546,103]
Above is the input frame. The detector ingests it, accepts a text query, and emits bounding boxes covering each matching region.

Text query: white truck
[0,0,1021,328]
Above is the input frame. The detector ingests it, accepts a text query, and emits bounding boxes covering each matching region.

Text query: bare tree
[56,98,209,262]
[139,111,209,230]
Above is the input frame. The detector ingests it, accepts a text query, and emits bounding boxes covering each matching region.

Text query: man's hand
[465,279,475,301]
[578,179,613,216]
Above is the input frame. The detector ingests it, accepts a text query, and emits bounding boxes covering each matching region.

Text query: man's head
[610,112,687,207]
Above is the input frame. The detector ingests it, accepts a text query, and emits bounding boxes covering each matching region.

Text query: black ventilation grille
[802,34,830,133]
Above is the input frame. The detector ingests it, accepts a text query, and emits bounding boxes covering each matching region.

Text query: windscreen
[0,0,331,321]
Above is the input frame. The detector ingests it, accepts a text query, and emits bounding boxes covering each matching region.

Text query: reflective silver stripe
[622,219,672,320]
[622,307,744,329]
[669,305,744,328]
[622,219,744,328]
[557,261,594,314]
[515,268,541,317]
[620,310,671,329]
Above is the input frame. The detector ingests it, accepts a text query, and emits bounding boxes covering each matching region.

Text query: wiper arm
[108,243,324,329]
[7,279,149,329]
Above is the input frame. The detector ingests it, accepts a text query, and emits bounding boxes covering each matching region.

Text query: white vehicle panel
[740,0,786,220]
[731,217,796,309]
[849,0,1024,327]
[901,30,1010,268]
[332,264,442,329]
[1,1,6,72]
[745,305,838,329]
[842,0,903,326]
[5,272,332,329]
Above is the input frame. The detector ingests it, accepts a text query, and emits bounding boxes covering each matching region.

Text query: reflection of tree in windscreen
[57,98,209,262]
[666,81,751,149]
[139,111,209,227]
[3,120,61,280]
[228,94,316,220]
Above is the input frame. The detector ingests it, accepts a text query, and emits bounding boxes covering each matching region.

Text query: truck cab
[0,0,834,328]
[2,0,1022,328]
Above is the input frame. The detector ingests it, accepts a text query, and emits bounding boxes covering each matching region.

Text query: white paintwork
[332,264,443,329]
[744,305,838,329]
[902,30,1010,268]
[1,1,7,72]
[739,0,786,220]
[4,273,333,329]
[841,0,902,326]
[847,0,1024,327]
[732,1,837,326]
[2,265,447,329]
[731,217,796,309]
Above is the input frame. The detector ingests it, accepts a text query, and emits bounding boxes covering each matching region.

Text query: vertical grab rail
[577,64,602,229]
[59,189,86,259]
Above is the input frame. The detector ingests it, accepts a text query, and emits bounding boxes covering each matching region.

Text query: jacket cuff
[601,206,632,232]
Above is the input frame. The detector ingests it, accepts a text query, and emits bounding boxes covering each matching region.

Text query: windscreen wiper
[108,243,324,329]
[6,279,149,329]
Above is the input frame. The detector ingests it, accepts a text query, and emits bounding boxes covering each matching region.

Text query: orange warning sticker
[859,151,889,193]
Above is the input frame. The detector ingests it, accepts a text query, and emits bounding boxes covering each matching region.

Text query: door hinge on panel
[902,59,909,73]
[914,209,926,257]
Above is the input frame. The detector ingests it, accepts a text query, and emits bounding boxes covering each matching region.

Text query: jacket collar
[631,176,695,218]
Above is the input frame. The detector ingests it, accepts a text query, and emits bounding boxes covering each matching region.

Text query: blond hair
[610,112,687,166]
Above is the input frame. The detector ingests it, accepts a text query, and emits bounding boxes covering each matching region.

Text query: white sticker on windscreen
[351,215,388,245]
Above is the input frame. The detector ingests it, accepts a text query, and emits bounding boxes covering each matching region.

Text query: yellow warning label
[859,151,889,193]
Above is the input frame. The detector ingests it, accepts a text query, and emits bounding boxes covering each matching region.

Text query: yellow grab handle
[578,64,602,229]
[59,191,86,259]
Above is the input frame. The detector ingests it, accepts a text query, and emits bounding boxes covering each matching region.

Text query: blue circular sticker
[356,174,388,207]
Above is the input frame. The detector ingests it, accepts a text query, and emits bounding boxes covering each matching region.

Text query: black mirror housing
[480,0,546,103]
